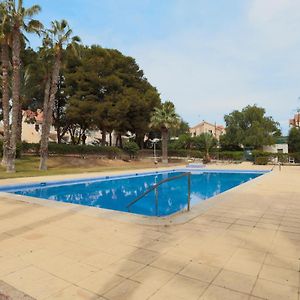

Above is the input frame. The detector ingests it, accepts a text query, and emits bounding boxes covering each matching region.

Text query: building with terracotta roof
[189,121,225,141]
[289,113,300,128]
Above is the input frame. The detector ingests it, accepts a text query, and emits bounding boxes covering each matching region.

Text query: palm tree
[202,133,217,162]
[0,2,12,166]
[5,0,42,172]
[39,20,80,170]
[150,101,180,164]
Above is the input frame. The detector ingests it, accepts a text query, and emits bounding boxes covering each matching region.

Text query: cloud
[27,0,300,133]
[120,1,300,133]
[248,0,299,24]
[247,0,300,49]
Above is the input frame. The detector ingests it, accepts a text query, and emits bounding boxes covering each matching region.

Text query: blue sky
[26,0,300,134]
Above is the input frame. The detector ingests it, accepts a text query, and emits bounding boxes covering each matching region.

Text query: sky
[26,0,300,134]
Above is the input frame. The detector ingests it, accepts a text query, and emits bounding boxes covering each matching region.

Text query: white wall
[263,144,289,154]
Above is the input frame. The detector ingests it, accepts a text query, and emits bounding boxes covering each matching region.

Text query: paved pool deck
[0,163,299,300]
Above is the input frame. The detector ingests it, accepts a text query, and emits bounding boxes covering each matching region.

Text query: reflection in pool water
[12,171,262,216]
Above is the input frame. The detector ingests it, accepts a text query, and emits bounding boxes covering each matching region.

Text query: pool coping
[0,168,268,191]
[0,167,272,226]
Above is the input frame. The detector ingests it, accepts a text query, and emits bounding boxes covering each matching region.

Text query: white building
[0,110,129,146]
[263,137,289,154]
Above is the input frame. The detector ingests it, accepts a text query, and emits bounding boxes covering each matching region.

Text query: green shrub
[202,156,211,164]
[0,140,22,159]
[255,156,269,165]
[123,141,139,159]
[21,141,39,154]
[252,150,272,158]
[21,142,122,158]
[48,144,122,158]
[16,143,22,158]
[218,151,244,161]
[168,149,204,158]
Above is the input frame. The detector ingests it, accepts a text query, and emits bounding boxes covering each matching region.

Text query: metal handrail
[127,172,191,215]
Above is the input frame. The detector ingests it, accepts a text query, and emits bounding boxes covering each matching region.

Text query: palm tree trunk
[16,106,23,143]
[161,128,168,164]
[40,55,61,170]
[1,42,10,167]
[39,76,51,170]
[7,28,21,172]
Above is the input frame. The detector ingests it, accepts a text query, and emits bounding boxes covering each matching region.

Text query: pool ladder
[126,172,191,216]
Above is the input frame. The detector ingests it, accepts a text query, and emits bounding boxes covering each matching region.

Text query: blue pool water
[0,170,265,217]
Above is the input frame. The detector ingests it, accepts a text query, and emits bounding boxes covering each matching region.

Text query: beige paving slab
[104,258,145,278]
[45,285,104,300]
[179,262,221,283]
[230,248,266,263]
[224,257,263,276]
[213,269,256,294]
[264,253,300,271]
[127,248,160,265]
[2,266,70,299]
[252,278,299,300]
[259,264,299,287]
[150,274,208,300]
[150,253,190,273]
[130,266,174,289]
[0,256,30,277]
[81,252,121,269]
[77,270,125,295]
[0,164,299,299]
[103,279,156,300]
[199,285,250,300]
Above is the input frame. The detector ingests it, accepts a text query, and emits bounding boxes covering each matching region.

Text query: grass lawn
[0,156,183,179]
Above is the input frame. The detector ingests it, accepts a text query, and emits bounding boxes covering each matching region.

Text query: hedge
[254,157,269,165]
[0,140,22,158]
[217,151,244,161]
[139,149,204,158]
[252,151,300,163]
[1,141,300,163]
[168,149,204,158]
[22,142,122,158]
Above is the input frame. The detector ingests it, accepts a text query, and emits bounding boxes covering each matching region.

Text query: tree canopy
[61,45,161,147]
[7,44,161,147]
[221,105,281,150]
[288,127,300,152]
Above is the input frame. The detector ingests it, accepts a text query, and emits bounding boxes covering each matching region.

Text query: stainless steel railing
[126,172,191,216]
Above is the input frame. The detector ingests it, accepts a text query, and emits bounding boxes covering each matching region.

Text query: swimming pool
[0,169,267,217]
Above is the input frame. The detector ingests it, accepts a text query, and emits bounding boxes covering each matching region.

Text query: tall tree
[52,73,69,143]
[0,1,12,166]
[288,127,300,153]
[39,20,80,170]
[150,101,180,164]
[222,105,281,150]
[63,45,160,147]
[4,0,42,172]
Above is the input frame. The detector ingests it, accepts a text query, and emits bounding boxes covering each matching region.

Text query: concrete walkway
[0,164,299,299]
